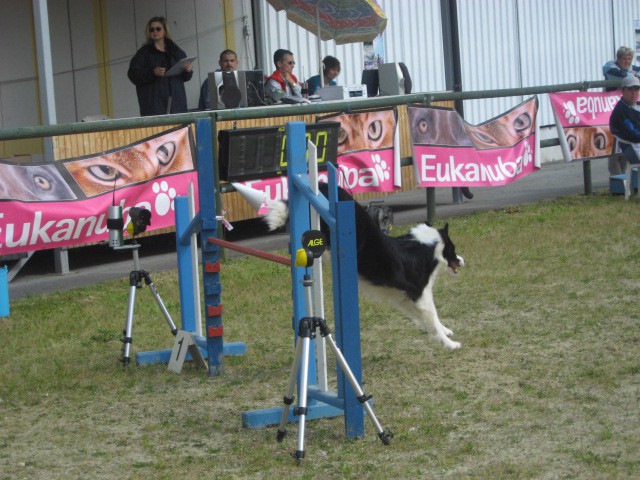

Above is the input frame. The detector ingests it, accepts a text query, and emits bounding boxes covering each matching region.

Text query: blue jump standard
[241,122,366,439]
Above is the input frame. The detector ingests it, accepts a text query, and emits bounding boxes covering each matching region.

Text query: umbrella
[265,0,387,87]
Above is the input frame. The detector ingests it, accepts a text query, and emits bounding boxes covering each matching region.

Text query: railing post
[583,161,593,196]
[426,187,436,223]
[579,83,593,195]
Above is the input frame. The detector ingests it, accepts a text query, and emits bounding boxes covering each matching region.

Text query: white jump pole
[307,140,328,391]
[188,183,203,337]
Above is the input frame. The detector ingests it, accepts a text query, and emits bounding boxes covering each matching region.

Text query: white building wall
[381,0,446,92]
[105,0,139,121]
[514,0,615,127]
[457,0,522,123]
[0,0,39,131]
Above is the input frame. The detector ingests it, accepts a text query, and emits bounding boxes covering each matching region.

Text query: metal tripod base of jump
[118,242,178,365]
[276,275,392,463]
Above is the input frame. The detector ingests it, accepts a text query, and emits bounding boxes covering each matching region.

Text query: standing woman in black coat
[127,17,193,116]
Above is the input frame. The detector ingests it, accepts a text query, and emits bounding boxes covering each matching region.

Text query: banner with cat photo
[0,125,197,255]
[231,108,400,210]
[409,97,541,188]
[319,108,401,193]
[549,91,620,162]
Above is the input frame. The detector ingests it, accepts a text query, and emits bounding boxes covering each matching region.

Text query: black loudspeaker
[221,72,242,108]
[361,69,379,97]
[243,70,266,106]
[398,62,412,94]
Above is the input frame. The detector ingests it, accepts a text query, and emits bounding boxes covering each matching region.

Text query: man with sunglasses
[127,16,193,116]
[265,49,309,104]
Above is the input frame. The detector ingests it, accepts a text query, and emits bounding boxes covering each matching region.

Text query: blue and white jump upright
[136,117,246,372]
[242,122,366,439]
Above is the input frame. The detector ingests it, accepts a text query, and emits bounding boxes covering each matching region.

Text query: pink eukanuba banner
[409,97,540,187]
[0,126,198,255]
[0,172,198,255]
[413,141,538,187]
[549,91,620,161]
[549,91,620,128]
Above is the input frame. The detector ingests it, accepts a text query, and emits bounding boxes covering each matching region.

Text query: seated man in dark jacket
[609,75,640,197]
[198,50,238,110]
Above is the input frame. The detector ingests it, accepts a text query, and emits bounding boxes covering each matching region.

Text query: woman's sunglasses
[149,26,163,32]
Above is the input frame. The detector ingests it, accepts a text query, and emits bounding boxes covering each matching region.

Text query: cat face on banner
[466,101,536,149]
[0,164,76,201]
[336,110,395,154]
[64,133,194,196]
[565,126,613,159]
[409,108,472,146]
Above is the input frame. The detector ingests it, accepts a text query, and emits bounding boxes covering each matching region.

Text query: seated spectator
[609,75,640,194]
[603,46,640,91]
[198,49,238,110]
[307,56,341,96]
[265,49,307,103]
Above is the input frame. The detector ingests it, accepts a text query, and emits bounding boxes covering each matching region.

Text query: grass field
[1,192,639,479]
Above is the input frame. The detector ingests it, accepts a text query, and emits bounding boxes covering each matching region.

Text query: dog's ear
[442,223,449,235]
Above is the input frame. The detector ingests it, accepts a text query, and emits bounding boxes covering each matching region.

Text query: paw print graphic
[523,141,533,167]
[371,153,391,183]
[152,180,177,216]
[563,101,580,125]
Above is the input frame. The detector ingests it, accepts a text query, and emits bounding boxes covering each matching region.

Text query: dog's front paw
[442,326,454,337]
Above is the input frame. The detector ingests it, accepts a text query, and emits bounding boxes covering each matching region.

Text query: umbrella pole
[316,4,323,87]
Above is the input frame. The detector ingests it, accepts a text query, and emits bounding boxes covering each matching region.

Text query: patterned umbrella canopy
[266,0,387,45]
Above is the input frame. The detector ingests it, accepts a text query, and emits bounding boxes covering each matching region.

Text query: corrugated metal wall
[258,0,640,127]
[379,0,446,92]
[457,0,522,123]
[258,0,445,91]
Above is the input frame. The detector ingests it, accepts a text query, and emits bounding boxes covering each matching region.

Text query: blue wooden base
[242,385,368,429]
[136,340,246,365]
[609,167,638,195]
[242,401,345,429]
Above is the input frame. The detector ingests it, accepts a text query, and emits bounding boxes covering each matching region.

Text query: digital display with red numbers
[218,122,341,182]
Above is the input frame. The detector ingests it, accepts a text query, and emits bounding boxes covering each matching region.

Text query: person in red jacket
[127,16,193,116]
[265,49,307,103]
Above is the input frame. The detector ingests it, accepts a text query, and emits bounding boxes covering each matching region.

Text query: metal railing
[0,79,619,142]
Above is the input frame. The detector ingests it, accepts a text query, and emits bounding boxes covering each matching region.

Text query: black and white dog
[264,183,464,351]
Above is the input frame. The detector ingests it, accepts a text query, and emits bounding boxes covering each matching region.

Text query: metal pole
[583,161,593,195]
[316,4,323,88]
[441,0,465,205]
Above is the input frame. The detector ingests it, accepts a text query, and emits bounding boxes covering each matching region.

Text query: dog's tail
[263,199,289,231]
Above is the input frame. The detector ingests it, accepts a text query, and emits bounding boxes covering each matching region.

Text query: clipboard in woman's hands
[164,57,197,76]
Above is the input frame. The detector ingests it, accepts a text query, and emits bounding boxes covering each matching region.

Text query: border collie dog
[264,184,464,351]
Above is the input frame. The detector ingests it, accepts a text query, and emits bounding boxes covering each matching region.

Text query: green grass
[1,192,639,479]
